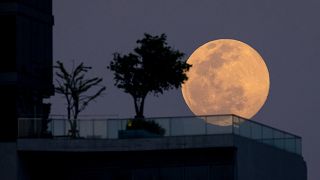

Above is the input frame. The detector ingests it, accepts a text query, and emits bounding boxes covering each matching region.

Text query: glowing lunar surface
[182,39,269,123]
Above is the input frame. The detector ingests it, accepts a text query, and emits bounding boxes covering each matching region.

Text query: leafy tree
[109,33,191,119]
[55,61,106,137]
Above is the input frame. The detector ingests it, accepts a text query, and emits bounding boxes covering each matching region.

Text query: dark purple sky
[52,1,320,179]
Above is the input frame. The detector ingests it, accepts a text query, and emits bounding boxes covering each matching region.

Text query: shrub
[126,118,165,136]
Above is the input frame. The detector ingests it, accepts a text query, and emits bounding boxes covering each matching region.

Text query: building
[0,0,54,140]
[16,115,307,180]
[0,0,53,179]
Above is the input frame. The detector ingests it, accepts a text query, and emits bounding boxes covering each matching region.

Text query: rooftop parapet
[18,114,302,155]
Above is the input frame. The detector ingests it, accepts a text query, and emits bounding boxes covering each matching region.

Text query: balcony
[17,115,302,155]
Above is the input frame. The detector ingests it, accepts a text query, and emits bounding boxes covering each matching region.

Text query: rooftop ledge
[17,134,234,152]
[17,114,302,155]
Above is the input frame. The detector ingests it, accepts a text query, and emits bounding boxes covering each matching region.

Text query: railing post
[92,119,95,138]
[205,116,207,135]
[284,135,286,151]
[261,125,263,142]
[17,118,20,138]
[106,119,109,139]
[78,119,80,137]
[64,118,66,136]
[169,118,172,136]
[272,129,274,146]
[250,121,252,138]
[52,119,55,137]
[238,117,241,136]
[231,116,234,135]
[294,138,297,154]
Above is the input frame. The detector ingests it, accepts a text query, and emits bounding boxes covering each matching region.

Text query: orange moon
[182,39,270,120]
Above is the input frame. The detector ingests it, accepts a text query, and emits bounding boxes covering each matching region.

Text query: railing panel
[52,119,67,137]
[153,118,170,136]
[251,122,262,140]
[206,116,233,135]
[170,117,187,136]
[274,130,285,149]
[92,120,107,139]
[296,139,302,155]
[17,115,302,155]
[182,117,206,135]
[106,119,125,139]
[238,119,252,139]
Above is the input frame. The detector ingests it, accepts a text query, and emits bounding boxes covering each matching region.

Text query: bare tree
[55,61,106,138]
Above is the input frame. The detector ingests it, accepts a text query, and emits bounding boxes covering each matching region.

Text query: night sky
[52,1,320,179]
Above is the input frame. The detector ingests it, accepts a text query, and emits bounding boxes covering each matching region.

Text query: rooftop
[18,115,302,155]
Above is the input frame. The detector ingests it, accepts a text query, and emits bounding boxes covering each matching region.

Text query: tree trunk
[133,96,139,117]
[72,97,79,138]
[133,95,146,119]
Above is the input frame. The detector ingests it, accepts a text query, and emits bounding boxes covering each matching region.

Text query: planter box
[118,129,163,139]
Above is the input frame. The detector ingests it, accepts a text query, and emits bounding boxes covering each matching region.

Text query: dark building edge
[15,135,307,180]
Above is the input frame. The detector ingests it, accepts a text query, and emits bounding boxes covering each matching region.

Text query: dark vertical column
[0,0,54,140]
[0,12,18,141]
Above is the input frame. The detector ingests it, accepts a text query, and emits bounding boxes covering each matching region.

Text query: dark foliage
[126,119,165,136]
[108,33,191,118]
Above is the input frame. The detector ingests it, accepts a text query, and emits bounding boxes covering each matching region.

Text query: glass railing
[231,116,302,155]
[17,115,302,155]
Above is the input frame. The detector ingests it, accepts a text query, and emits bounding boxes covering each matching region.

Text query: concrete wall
[0,0,53,140]
[19,147,235,180]
[15,135,307,179]
[17,134,234,152]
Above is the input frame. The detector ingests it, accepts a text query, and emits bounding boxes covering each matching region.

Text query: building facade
[0,0,54,140]
[0,1,53,179]
[17,134,307,180]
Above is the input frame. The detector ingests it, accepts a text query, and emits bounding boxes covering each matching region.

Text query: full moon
[182,39,269,122]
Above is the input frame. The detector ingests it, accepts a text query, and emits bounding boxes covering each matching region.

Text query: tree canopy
[109,33,191,118]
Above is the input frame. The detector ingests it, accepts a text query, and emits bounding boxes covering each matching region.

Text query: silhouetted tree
[55,61,106,137]
[109,33,191,119]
